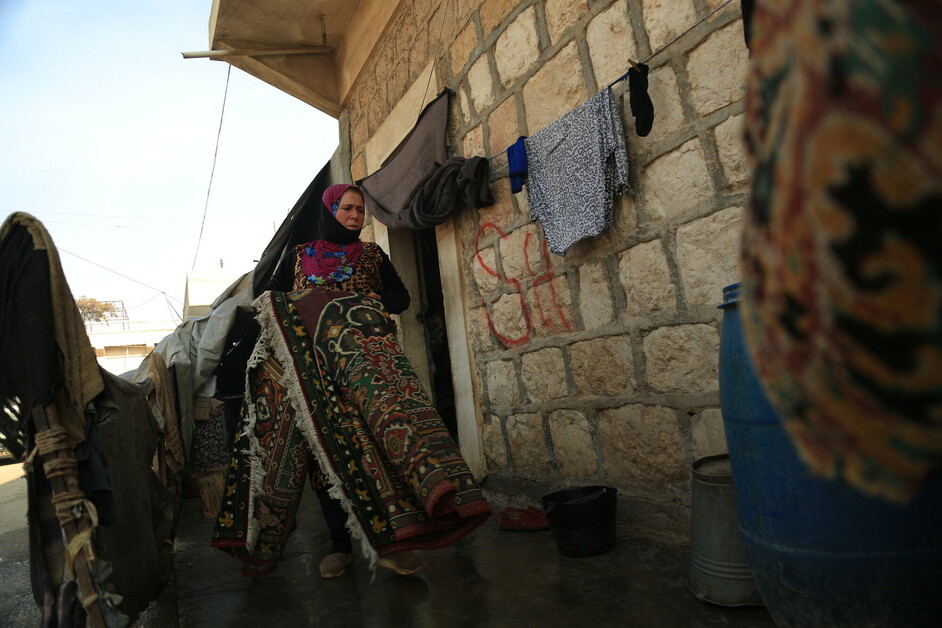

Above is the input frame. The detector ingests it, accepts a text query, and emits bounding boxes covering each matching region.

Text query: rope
[35,427,71,455]
[417,0,453,124]
[609,0,735,87]
[43,457,78,480]
[487,0,738,166]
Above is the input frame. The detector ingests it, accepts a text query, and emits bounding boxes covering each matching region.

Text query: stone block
[480,0,518,36]
[549,410,598,477]
[688,21,748,116]
[490,292,531,348]
[488,95,521,157]
[483,414,509,471]
[594,192,639,249]
[500,223,542,281]
[365,64,389,134]
[477,181,515,229]
[579,262,615,329]
[641,139,712,219]
[506,413,550,477]
[468,54,495,114]
[598,404,687,490]
[633,64,684,146]
[714,113,748,186]
[570,336,636,396]
[618,239,675,315]
[473,246,500,296]
[523,42,588,134]
[470,306,497,353]
[587,1,637,88]
[463,124,485,158]
[350,153,367,183]
[676,206,743,306]
[641,0,697,52]
[495,5,541,87]
[486,359,521,407]
[515,184,531,217]
[451,18,479,78]
[408,22,430,85]
[691,408,727,461]
[349,110,368,160]
[642,324,719,393]
[545,0,590,44]
[457,87,473,126]
[527,274,576,339]
[521,347,567,401]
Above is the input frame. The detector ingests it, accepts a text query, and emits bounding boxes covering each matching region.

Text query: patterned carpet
[212,288,490,574]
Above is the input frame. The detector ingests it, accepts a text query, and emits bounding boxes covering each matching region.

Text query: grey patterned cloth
[525,88,629,255]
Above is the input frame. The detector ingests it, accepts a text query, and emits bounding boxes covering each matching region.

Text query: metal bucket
[688,454,763,607]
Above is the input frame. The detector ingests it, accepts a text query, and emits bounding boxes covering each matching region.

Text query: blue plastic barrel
[718,283,942,627]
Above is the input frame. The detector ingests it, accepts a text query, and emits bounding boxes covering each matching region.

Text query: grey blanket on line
[363,155,494,230]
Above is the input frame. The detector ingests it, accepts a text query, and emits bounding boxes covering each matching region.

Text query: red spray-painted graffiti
[475,222,574,348]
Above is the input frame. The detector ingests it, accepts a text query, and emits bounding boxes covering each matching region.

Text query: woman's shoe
[319,552,353,578]
[379,550,426,576]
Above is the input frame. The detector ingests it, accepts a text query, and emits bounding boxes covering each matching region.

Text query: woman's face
[335,189,366,231]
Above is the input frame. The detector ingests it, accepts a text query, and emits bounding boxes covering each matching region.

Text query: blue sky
[0,1,338,320]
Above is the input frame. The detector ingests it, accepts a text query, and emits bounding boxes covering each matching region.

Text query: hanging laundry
[627,63,655,137]
[358,89,494,230]
[507,136,528,194]
[524,87,629,256]
[401,155,494,228]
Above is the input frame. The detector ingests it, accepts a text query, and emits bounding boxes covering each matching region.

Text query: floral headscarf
[322,183,359,216]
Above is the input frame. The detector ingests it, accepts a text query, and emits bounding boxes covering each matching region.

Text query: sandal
[379,550,426,576]
[497,506,550,531]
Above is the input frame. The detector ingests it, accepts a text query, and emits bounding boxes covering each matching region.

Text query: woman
[268,184,418,578]
[266,183,410,315]
[213,185,490,580]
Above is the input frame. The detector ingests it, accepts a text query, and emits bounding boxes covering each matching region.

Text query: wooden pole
[181,46,333,59]
[31,402,107,628]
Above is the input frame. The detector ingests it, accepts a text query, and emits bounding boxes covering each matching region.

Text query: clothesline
[486,0,737,163]
[608,0,735,88]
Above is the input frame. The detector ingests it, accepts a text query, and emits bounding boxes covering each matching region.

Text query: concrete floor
[137,488,777,628]
[0,461,42,628]
[2,458,777,628]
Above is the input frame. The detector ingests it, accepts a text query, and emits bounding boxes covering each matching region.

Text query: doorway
[413,228,458,443]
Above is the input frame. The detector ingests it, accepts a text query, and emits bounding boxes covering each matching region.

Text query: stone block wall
[343,0,750,522]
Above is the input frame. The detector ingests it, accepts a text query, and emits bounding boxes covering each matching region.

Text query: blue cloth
[507,136,528,194]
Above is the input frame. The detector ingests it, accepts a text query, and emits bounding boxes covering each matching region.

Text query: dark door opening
[414,228,458,444]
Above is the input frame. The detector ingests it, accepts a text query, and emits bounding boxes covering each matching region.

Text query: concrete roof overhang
[199,0,403,118]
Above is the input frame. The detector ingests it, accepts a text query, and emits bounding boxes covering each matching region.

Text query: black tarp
[251,160,335,298]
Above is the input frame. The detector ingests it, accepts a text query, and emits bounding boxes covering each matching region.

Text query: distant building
[85,301,177,375]
[183,259,242,319]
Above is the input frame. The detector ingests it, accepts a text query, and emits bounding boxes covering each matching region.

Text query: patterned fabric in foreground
[741,0,942,502]
[212,288,490,574]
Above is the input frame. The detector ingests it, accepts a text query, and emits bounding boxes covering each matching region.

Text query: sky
[0,1,339,322]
